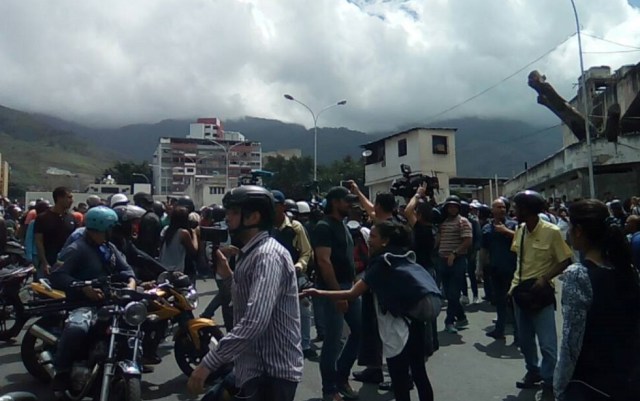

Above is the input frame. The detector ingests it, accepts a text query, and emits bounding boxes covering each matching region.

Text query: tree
[102,161,153,186]
[263,155,365,200]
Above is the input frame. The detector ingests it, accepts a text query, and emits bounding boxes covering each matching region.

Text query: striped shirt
[202,231,303,387]
[438,215,472,257]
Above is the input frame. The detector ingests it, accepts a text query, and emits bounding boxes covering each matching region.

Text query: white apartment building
[362,127,457,202]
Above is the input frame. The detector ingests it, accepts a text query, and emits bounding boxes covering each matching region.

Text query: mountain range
[0,103,563,193]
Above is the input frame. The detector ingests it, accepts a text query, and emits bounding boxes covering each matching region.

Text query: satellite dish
[362,150,373,157]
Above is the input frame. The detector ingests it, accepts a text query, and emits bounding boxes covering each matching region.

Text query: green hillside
[0,105,115,194]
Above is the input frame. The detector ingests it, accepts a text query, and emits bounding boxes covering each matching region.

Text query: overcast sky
[1,0,639,132]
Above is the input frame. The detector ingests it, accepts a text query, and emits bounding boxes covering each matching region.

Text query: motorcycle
[0,265,35,341]
[0,393,37,401]
[0,241,29,269]
[20,278,154,401]
[146,271,224,377]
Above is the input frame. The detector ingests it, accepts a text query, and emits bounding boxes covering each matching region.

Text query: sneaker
[460,295,470,305]
[473,296,482,304]
[352,368,383,384]
[445,324,458,333]
[337,382,358,400]
[516,371,543,389]
[486,330,506,340]
[322,393,344,401]
[141,355,162,365]
[303,348,318,359]
[455,318,469,329]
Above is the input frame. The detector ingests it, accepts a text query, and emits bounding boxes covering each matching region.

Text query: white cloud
[0,0,639,132]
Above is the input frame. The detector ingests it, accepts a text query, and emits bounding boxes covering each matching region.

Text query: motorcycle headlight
[123,301,147,326]
[184,289,198,309]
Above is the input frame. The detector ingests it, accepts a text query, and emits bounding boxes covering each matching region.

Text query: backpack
[380,251,443,322]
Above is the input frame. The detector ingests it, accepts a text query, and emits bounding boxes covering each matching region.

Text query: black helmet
[459,200,470,217]
[222,185,275,230]
[431,207,443,224]
[284,199,298,214]
[513,190,546,215]
[113,205,146,223]
[444,195,461,207]
[153,200,165,217]
[206,205,226,223]
[478,204,491,220]
[176,196,195,213]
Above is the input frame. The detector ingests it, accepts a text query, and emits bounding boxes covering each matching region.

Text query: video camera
[200,224,229,246]
[238,170,274,187]
[389,164,439,199]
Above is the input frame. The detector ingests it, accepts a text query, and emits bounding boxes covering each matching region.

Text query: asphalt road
[0,278,562,401]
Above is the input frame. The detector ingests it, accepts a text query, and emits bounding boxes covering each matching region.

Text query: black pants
[491,268,515,335]
[357,290,383,367]
[234,376,298,401]
[386,320,434,401]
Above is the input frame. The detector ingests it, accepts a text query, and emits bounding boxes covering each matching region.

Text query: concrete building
[153,118,262,206]
[450,177,508,205]
[362,127,457,202]
[505,62,640,200]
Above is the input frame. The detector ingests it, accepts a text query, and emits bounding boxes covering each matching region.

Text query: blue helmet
[85,206,118,232]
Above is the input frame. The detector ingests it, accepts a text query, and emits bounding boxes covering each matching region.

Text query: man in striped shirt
[437,195,473,333]
[187,186,303,401]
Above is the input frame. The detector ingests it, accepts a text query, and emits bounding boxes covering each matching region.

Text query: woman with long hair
[304,220,436,401]
[555,199,640,400]
[159,206,198,273]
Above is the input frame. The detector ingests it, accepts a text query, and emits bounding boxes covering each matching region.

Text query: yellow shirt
[509,219,573,292]
[277,216,313,273]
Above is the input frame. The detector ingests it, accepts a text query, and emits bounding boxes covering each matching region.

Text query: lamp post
[570,0,596,198]
[131,173,150,183]
[284,94,347,181]
[207,140,251,190]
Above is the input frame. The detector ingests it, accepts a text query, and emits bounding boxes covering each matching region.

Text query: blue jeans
[319,282,362,396]
[439,256,467,325]
[312,296,325,338]
[55,308,94,371]
[491,269,514,335]
[513,302,557,384]
[300,298,312,351]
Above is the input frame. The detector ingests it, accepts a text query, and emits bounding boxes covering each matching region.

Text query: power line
[581,32,640,50]
[583,49,640,54]
[497,123,563,144]
[421,33,577,124]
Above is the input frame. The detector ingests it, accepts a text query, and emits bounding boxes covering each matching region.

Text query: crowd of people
[0,183,639,401]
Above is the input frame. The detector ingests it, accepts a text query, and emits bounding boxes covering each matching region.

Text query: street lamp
[131,173,150,183]
[570,0,596,198]
[284,94,347,181]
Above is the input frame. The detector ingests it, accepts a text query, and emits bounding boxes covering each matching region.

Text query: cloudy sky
[1,0,640,132]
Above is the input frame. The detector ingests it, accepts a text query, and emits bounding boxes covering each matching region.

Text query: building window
[364,143,385,165]
[432,135,448,154]
[209,186,225,195]
[398,138,407,157]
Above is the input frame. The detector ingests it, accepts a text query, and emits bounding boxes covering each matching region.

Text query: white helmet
[296,201,311,214]
[110,193,130,208]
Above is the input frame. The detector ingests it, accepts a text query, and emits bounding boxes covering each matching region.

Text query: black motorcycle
[0,265,35,341]
[20,278,156,401]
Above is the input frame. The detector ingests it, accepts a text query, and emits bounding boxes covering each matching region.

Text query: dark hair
[163,206,190,246]
[569,199,640,302]
[374,221,412,251]
[415,200,433,223]
[375,193,396,214]
[35,201,51,215]
[52,187,71,203]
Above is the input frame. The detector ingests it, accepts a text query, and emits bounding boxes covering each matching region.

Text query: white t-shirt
[374,294,409,359]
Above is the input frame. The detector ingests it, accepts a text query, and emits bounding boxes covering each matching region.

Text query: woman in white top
[159,206,198,273]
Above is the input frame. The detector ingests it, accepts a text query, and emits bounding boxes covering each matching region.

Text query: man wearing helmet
[133,192,162,257]
[49,206,137,391]
[509,190,572,398]
[188,186,303,401]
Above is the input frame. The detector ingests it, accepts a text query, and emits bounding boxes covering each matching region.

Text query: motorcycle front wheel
[109,375,141,401]
[173,325,224,377]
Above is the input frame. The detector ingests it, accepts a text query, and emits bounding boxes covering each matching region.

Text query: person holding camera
[271,190,315,359]
[509,190,572,400]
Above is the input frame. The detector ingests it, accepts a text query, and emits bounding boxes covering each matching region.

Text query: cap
[325,187,358,203]
[133,192,154,205]
[271,190,286,204]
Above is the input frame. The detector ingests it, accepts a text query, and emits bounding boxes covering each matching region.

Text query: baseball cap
[271,190,286,204]
[133,192,154,205]
[325,187,358,203]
